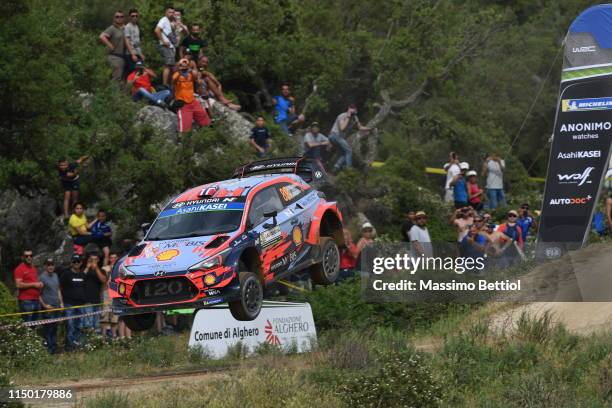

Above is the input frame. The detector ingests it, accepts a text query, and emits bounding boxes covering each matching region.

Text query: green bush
[338,350,442,408]
[0,323,49,371]
[0,281,17,320]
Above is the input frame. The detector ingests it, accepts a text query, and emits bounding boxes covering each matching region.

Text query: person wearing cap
[357,222,375,252]
[173,58,211,134]
[303,122,330,169]
[39,259,63,354]
[496,210,524,249]
[329,103,370,171]
[450,162,470,209]
[13,248,42,322]
[60,254,86,351]
[99,9,128,81]
[249,116,272,158]
[495,211,524,268]
[443,152,461,202]
[466,170,484,211]
[127,61,170,107]
[409,211,433,258]
[517,203,537,246]
[482,152,506,209]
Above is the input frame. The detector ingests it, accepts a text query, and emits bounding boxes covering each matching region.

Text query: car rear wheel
[311,237,340,285]
[123,313,156,332]
[229,272,263,321]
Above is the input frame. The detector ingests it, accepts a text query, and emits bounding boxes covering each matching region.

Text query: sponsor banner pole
[536,4,612,260]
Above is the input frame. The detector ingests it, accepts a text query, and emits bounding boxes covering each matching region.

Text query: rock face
[136,98,253,142]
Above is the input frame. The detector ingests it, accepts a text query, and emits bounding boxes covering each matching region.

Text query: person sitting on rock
[196,56,240,110]
[272,84,304,135]
[127,61,170,108]
[90,209,112,266]
[173,58,211,135]
[68,203,110,255]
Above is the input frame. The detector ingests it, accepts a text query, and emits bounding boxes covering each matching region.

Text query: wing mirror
[263,211,278,229]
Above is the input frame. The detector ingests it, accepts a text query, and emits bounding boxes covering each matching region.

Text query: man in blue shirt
[249,116,272,158]
[516,203,537,244]
[91,210,112,265]
[450,162,470,209]
[272,84,304,135]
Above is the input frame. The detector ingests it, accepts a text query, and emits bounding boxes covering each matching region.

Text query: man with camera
[329,103,370,171]
[127,61,170,107]
[173,58,211,134]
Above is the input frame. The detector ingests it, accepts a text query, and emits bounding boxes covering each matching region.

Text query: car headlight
[118,263,135,279]
[189,248,231,272]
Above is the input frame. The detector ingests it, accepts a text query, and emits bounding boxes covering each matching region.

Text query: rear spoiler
[232,157,327,184]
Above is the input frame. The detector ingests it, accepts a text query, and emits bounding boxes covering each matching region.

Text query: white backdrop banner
[188,301,317,358]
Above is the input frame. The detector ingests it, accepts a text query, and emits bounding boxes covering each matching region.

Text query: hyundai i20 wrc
[109,157,344,331]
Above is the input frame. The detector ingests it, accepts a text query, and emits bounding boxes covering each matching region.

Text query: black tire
[122,313,156,332]
[311,237,340,285]
[229,272,263,321]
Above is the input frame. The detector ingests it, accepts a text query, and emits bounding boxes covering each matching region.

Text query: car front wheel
[229,272,263,321]
[310,237,340,285]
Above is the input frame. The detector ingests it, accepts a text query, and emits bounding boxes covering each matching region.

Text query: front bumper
[112,290,238,315]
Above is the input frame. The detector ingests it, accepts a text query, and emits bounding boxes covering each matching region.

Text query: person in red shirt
[173,58,211,134]
[128,61,171,107]
[338,229,360,282]
[13,249,43,322]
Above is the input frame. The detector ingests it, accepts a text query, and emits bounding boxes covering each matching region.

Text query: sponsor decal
[259,226,282,248]
[172,197,237,209]
[265,319,281,345]
[270,251,297,272]
[158,240,207,249]
[292,225,303,245]
[202,298,223,306]
[153,270,166,277]
[549,195,592,205]
[199,186,218,197]
[559,122,612,132]
[314,171,323,179]
[556,150,601,159]
[231,234,249,247]
[279,184,302,202]
[250,161,297,171]
[159,201,245,218]
[156,249,180,261]
[189,302,317,358]
[204,288,221,296]
[571,45,596,53]
[557,167,594,186]
[562,97,612,112]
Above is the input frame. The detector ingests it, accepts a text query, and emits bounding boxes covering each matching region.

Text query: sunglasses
[71,260,81,264]
[416,216,427,220]
[23,254,33,258]
[508,214,517,218]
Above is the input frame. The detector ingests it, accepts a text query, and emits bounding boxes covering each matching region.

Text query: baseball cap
[135,61,145,68]
[70,254,82,263]
[44,258,55,265]
[362,222,373,230]
[459,162,470,170]
[415,211,427,217]
[466,170,477,177]
[310,121,320,128]
[508,210,519,217]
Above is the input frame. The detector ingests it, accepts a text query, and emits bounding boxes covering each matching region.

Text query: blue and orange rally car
[110,157,344,331]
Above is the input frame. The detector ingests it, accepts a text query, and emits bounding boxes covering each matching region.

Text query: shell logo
[292,225,303,246]
[156,249,180,261]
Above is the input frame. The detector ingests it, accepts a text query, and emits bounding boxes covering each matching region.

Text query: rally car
[109,157,344,331]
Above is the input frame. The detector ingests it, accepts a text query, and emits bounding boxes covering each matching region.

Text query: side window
[248,186,284,227]
[277,182,307,206]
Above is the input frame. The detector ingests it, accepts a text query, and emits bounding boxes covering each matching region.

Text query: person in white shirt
[409,211,433,258]
[154,6,177,86]
[482,153,506,209]
[443,152,460,202]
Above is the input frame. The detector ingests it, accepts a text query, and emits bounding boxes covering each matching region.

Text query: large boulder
[136,99,253,142]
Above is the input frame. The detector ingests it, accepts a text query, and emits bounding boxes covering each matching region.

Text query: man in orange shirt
[13,249,43,322]
[172,58,210,134]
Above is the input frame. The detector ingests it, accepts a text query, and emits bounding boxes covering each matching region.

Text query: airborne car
[110,158,344,331]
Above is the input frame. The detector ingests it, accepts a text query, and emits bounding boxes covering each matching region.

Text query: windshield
[146,197,245,241]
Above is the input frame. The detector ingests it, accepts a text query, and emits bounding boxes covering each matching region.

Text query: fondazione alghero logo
[562,97,612,112]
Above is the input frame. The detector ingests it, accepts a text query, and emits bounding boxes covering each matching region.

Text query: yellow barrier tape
[277,279,309,293]
[0,302,105,318]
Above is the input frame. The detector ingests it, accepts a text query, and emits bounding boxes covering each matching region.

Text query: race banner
[537,4,612,259]
[188,301,317,358]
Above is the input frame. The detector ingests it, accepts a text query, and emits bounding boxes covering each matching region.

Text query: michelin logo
[562,97,612,112]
